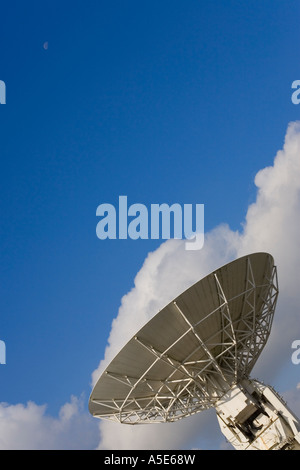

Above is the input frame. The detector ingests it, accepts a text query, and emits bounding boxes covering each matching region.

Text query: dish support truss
[90,256,279,424]
[216,378,300,450]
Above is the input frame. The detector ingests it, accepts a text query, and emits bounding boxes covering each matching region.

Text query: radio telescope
[89,252,300,450]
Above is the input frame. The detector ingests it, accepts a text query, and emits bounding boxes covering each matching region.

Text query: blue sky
[0,1,300,449]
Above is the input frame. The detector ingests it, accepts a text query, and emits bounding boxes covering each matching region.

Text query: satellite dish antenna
[89,253,300,450]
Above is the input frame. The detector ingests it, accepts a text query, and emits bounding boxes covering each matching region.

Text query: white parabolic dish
[89,252,278,424]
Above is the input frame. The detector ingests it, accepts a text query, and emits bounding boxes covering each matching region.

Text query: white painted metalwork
[216,378,300,450]
[89,252,300,449]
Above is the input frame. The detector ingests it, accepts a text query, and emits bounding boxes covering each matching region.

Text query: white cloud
[0,395,99,450]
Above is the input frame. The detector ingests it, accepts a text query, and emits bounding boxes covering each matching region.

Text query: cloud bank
[1,121,300,449]
[0,395,99,450]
